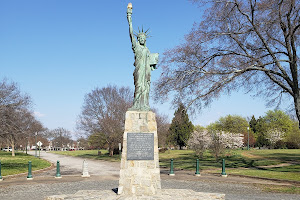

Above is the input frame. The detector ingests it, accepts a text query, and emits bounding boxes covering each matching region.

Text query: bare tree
[151,108,170,147]
[18,110,45,151]
[209,131,225,161]
[77,85,132,156]
[154,0,300,126]
[0,79,31,137]
[0,79,31,110]
[0,79,36,156]
[1,107,44,156]
[77,137,89,149]
[49,127,73,150]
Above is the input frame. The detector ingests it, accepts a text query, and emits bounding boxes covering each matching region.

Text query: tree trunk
[109,149,114,157]
[11,140,15,157]
[294,95,300,129]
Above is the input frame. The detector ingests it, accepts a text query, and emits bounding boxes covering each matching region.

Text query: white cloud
[34,111,45,117]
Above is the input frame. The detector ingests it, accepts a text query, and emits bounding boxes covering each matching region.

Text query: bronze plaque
[127,133,154,160]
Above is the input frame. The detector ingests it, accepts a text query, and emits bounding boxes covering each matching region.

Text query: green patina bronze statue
[127,3,159,111]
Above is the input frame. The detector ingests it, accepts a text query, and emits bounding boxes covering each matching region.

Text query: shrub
[159,147,168,153]
[285,141,299,149]
[113,148,120,155]
[274,140,285,149]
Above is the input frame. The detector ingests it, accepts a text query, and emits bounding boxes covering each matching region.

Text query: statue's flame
[127,3,132,9]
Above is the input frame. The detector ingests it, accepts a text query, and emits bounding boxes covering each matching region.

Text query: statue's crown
[134,27,150,38]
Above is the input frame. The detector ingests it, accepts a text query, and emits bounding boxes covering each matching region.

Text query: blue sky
[0,0,276,136]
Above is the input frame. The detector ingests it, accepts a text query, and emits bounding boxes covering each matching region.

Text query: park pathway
[27,151,120,177]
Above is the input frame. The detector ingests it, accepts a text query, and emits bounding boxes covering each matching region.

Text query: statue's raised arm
[127,3,136,47]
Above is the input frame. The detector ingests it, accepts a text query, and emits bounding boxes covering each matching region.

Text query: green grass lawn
[159,149,281,170]
[51,150,121,162]
[160,149,300,182]
[247,149,300,162]
[50,148,300,182]
[0,151,51,176]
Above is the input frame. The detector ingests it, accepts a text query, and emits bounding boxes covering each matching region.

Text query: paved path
[1,151,300,200]
[1,176,300,200]
[27,151,120,177]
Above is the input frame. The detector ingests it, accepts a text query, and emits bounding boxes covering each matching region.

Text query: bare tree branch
[155,0,300,126]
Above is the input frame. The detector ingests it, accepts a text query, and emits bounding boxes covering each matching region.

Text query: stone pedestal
[118,111,161,196]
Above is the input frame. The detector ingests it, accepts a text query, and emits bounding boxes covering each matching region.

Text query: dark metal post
[55,160,62,178]
[27,161,33,180]
[35,132,37,157]
[119,143,122,160]
[25,138,28,154]
[0,160,3,181]
[195,159,200,176]
[221,159,227,177]
[247,127,250,150]
[169,159,175,176]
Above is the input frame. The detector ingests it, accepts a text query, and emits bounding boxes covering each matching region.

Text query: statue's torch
[127,3,132,15]
[127,3,132,9]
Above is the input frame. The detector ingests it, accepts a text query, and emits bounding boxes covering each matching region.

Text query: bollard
[221,159,227,177]
[55,160,62,178]
[169,159,175,176]
[195,159,201,176]
[82,160,90,178]
[0,160,3,181]
[27,161,33,180]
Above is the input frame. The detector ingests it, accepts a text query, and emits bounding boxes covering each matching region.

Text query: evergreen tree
[255,117,269,147]
[169,104,194,149]
[249,115,257,133]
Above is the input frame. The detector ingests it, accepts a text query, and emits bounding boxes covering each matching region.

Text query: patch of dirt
[241,151,264,159]
[257,163,292,169]
[241,151,295,169]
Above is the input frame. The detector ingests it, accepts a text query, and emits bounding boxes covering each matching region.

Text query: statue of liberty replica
[117,3,161,196]
[46,3,225,200]
[127,3,159,111]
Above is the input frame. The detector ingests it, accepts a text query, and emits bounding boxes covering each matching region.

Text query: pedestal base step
[45,189,225,200]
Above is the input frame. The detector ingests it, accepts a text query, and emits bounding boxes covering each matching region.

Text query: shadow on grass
[262,153,300,162]
[2,162,28,170]
[264,164,300,172]
[159,149,298,172]
[249,149,300,162]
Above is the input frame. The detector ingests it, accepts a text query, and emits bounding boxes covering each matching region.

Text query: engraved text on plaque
[127,133,154,160]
